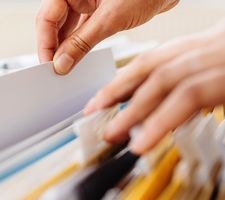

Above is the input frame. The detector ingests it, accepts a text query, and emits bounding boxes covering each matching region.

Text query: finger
[84,32,215,115]
[104,96,165,143]
[58,0,93,41]
[36,0,68,62]
[130,66,225,155]
[76,14,91,30]
[99,35,225,141]
[131,37,225,118]
[53,3,119,75]
[121,37,225,126]
[58,9,81,44]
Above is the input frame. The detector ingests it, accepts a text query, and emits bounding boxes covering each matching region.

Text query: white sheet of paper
[0,48,116,151]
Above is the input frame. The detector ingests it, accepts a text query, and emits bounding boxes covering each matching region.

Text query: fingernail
[130,131,146,155]
[84,97,96,115]
[54,53,74,75]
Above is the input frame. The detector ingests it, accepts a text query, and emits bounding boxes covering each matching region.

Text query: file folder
[0,46,225,200]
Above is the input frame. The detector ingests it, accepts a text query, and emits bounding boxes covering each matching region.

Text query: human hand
[36,0,179,75]
[84,18,225,155]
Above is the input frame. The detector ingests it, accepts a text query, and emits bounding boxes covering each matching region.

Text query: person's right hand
[84,18,225,155]
[36,0,179,75]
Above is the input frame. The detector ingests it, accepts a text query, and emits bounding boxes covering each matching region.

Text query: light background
[0,0,225,59]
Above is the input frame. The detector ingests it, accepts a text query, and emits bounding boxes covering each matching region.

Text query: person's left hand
[84,18,225,155]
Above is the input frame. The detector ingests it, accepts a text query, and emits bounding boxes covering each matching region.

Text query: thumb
[53,10,116,75]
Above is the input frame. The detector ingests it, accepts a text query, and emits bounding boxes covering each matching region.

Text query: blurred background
[0,0,225,59]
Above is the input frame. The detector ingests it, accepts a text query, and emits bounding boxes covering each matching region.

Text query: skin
[83,18,225,155]
[37,0,225,156]
[36,0,179,75]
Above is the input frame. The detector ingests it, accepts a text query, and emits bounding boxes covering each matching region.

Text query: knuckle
[153,67,170,81]
[135,52,152,67]
[99,14,118,37]
[151,67,171,91]
[67,34,91,56]
[132,52,152,76]
[178,80,201,108]
[186,51,202,65]
[99,7,125,37]
[102,22,117,37]
[136,52,149,62]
